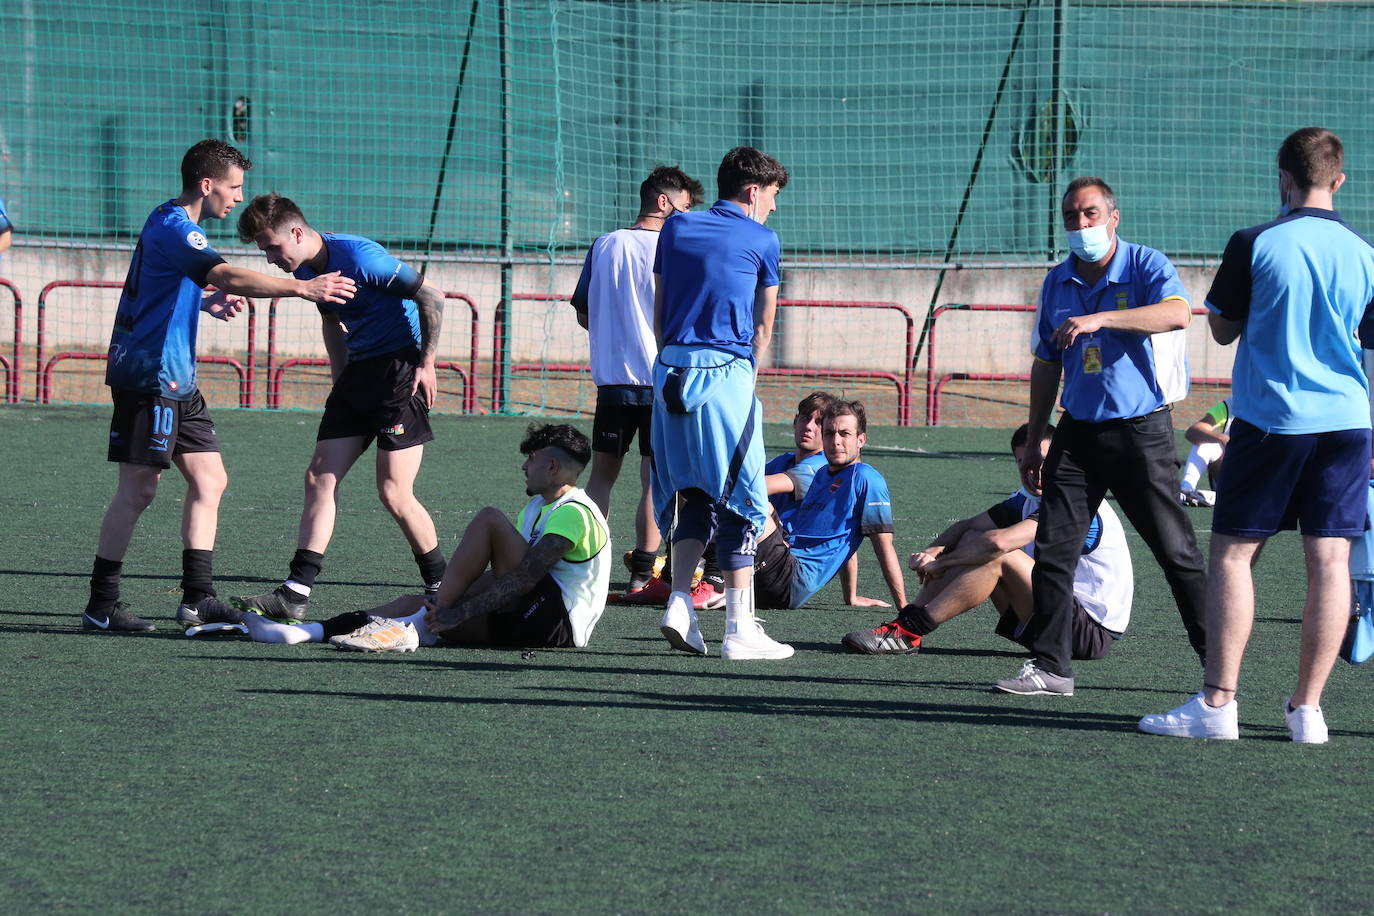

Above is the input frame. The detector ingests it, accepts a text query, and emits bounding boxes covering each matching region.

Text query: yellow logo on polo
[1115,291,1129,310]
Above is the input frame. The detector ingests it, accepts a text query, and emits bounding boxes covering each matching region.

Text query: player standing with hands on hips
[651,146,793,660]
[83,140,356,633]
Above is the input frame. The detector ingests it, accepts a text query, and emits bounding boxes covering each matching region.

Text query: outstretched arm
[206,263,357,305]
[424,534,570,633]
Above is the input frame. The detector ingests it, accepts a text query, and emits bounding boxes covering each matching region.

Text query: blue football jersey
[764,450,827,533]
[106,202,226,399]
[295,233,424,360]
[788,461,894,607]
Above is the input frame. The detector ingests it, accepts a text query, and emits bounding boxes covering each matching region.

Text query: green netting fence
[1,0,1369,425]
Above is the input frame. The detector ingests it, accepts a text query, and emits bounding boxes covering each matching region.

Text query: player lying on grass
[196,424,612,652]
[666,398,908,654]
[230,193,449,620]
[842,423,1132,657]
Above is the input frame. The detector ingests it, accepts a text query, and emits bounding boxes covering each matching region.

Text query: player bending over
[83,140,356,633]
[230,193,448,621]
[842,423,1132,657]
[214,424,612,652]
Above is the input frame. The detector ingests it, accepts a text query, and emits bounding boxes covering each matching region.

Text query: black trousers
[1026,409,1208,677]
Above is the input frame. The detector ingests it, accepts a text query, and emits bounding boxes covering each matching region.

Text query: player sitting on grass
[219,424,612,652]
[230,193,449,621]
[766,389,889,607]
[747,399,907,615]
[842,423,1132,657]
[1178,397,1232,507]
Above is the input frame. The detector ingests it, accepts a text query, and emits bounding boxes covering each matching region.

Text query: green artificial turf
[3,405,1372,914]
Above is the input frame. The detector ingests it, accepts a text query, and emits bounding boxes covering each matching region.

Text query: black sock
[87,556,123,613]
[320,611,372,640]
[701,542,725,590]
[180,548,215,605]
[663,541,674,586]
[899,603,940,636]
[630,549,658,579]
[287,549,325,589]
[415,547,446,587]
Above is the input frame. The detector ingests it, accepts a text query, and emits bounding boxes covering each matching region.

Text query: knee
[376,477,414,514]
[303,465,336,497]
[472,505,506,528]
[189,465,228,503]
[118,478,160,514]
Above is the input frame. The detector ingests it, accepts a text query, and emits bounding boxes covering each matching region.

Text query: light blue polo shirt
[1205,208,1374,434]
[764,449,827,532]
[1032,239,1189,423]
[654,201,781,359]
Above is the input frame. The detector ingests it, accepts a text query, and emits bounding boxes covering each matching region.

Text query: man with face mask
[997,177,1207,696]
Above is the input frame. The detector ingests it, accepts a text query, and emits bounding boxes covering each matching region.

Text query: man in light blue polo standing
[1141,127,1374,743]
[1001,176,1207,695]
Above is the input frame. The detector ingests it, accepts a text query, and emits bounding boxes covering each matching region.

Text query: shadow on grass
[0,568,418,589]
[238,683,1146,731]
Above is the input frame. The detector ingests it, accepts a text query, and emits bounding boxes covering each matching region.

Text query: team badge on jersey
[186,231,208,250]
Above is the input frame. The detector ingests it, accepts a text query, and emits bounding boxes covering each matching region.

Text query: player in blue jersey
[743,400,908,616]
[1141,128,1374,743]
[229,193,449,621]
[83,139,357,633]
[765,389,888,607]
[651,146,794,659]
[0,196,13,260]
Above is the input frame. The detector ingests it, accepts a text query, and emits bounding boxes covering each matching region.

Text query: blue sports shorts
[1212,418,1371,538]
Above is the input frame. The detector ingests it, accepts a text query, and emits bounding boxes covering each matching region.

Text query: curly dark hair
[180,139,252,191]
[717,146,789,200]
[639,165,704,211]
[520,423,591,468]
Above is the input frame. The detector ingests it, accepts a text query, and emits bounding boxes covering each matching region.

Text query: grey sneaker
[231,586,308,623]
[994,660,1074,696]
[1139,692,1239,739]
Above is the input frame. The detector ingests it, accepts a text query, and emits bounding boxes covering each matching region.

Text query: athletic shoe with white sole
[81,602,156,632]
[994,660,1074,696]
[330,617,419,653]
[1138,692,1239,739]
[177,596,248,637]
[691,579,726,610]
[231,586,309,623]
[660,593,706,655]
[1178,487,1216,508]
[720,617,794,660]
[842,618,922,654]
[1285,700,1328,744]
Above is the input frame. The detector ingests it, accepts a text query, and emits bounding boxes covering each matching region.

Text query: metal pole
[1048,0,1067,259]
[421,0,482,274]
[496,0,513,414]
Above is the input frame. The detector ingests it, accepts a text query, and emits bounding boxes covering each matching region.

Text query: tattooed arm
[424,534,571,634]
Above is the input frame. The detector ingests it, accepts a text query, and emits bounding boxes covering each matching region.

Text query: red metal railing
[925,303,1222,425]
[498,295,916,424]
[266,292,479,412]
[36,280,256,406]
[0,278,20,403]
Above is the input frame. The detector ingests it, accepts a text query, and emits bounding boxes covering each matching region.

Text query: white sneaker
[720,617,794,660]
[660,592,706,655]
[330,617,419,653]
[1138,692,1238,739]
[1285,700,1329,744]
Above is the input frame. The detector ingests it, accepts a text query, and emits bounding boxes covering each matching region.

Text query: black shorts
[592,385,653,457]
[107,388,220,468]
[753,525,797,610]
[317,352,434,451]
[438,575,575,648]
[996,598,1119,661]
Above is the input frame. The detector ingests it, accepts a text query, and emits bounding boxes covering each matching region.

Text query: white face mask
[1065,223,1113,262]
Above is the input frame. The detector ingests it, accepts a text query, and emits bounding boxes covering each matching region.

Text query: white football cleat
[720,617,793,660]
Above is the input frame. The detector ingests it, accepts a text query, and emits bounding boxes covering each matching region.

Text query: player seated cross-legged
[220,424,613,652]
[742,399,908,614]
[841,423,1133,657]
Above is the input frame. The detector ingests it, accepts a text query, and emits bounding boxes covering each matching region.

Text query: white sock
[282,581,311,599]
[725,585,753,627]
[394,607,439,647]
[242,612,322,645]
[1181,443,1223,490]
